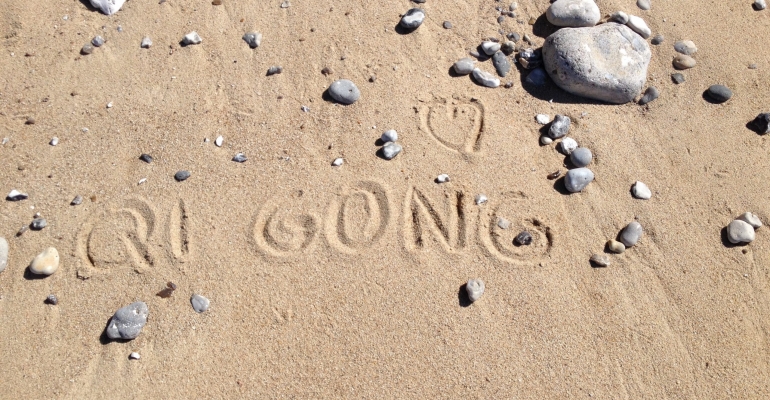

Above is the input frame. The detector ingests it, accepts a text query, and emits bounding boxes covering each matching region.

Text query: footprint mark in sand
[402,186,467,252]
[325,181,391,254]
[418,97,485,154]
[250,191,320,257]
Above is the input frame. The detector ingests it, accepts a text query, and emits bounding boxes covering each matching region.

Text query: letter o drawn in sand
[324,181,391,253]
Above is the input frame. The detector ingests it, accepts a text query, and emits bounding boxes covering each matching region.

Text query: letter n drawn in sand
[403,187,467,252]
[418,97,485,154]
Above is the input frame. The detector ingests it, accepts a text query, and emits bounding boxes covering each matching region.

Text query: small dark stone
[46,294,58,305]
[174,170,191,181]
[752,113,770,134]
[706,84,733,103]
[671,73,685,84]
[232,153,247,163]
[267,66,283,76]
[412,0,426,3]
[497,15,505,23]
[139,154,153,163]
[321,67,332,75]
[651,34,664,45]
[25,117,35,125]
[503,82,513,88]
[638,86,659,105]
[71,195,83,206]
[369,75,376,83]
[506,32,521,42]
[443,21,452,29]
[501,41,516,55]
[81,43,94,55]
[30,218,47,230]
[514,231,533,246]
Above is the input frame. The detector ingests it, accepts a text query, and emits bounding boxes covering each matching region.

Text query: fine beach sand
[2,0,770,397]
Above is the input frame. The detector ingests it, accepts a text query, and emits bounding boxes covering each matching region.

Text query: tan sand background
[2,0,770,397]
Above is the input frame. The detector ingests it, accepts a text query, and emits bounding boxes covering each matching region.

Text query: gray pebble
[412,0,426,3]
[671,73,685,84]
[400,8,426,29]
[191,294,210,313]
[81,43,94,55]
[610,11,629,24]
[174,170,191,181]
[267,66,283,76]
[242,32,262,48]
[606,239,626,254]
[139,153,153,163]
[106,302,149,340]
[328,79,361,104]
[46,294,58,305]
[590,254,610,267]
[492,51,511,77]
[620,221,643,247]
[472,68,500,88]
[507,32,521,42]
[548,114,571,139]
[727,219,755,244]
[651,34,664,45]
[71,195,83,206]
[637,0,651,10]
[564,167,594,192]
[232,153,247,163]
[443,21,452,29]
[514,231,532,245]
[381,142,402,160]
[475,194,488,205]
[497,15,505,24]
[465,279,485,302]
[0,237,8,273]
[639,86,659,105]
[706,85,733,103]
[141,37,152,48]
[570,147,593,167]
[92,36,105,47]
[381,129,398,142]
[673,54,696,70]
[752,113,770,134]
[453,58,475,75]
[525,68,548,86]
[738,212,763,229]
[756,0,767,10]
[31,218,47,230]
[182,31,202,45]
[674,40,697,56]
[280,0,290,8]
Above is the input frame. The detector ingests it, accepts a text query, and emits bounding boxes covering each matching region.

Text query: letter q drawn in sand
[417,97,486,154]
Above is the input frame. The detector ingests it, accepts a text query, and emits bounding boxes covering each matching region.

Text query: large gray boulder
[546,0,601,27]
[542,23,651,104]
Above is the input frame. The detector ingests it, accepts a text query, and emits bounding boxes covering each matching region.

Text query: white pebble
[50,137,59,146]
[472,68,500,88]
[727,220,755,244]
[182,31,202,45]
[466,279,485,302]
[129,352,141,360]
[497,217,511,230]
[474,194,488,205]
[215,135,223,147]
[626,15,651,39]
[738,212,762,229]
[632,181,652,200]
[558,137,578,155]
[381,129,398,142]
[436,174,450,183]
[7,189,28,201]
[106,102,113,108]
[138,178,147,185]
[755,0,767,10]
[535,114,550,124]
[29,247,60,276]
[540,135,553,145]
[332,157,344,166]
[141,37,152,48]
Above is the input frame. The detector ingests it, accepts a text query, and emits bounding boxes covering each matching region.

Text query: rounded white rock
[481,41,502,56]
[540,135,553,145]
[558,137,578,155]
[332,157,344,166]
[632,181,652,199]
[29,247,60,276]
[182,31,202,45]
[381,129,398,142]
[737,212,762,229]
[89,0,126,15]
[215,135,224,147]
[129,352,141,360]
[472,68,500,88]
[626,15,652,39]
[466,279,485,302]
[0,237,8,273]
[727,220,755,244]
[536,114,551,125]
[546,0,601,28]
[436,174,450,183]
[475,194,488,205]
[191,294,210,313]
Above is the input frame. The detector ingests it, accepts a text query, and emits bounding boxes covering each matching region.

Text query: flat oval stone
[175,170,191,181]
[400,8,425,29]
[472,68,500,88]
[29,247,59,275]
[738,212,762,229]
[89,0,125,15]
[546,0,601,28]
[570,147,593,167]
[606,239,626,254]
[492,51,511,77]
[564,168,594,192]
[453,58,475,75]
[673,54,696,70]
[466,279,485,302]
[637,0,651,10]
[543,23,651,104]
[0,237,8,273]
[706,85,733,103]
[191,294,210,313]
[106,302,149,340]
[674,40,697,55]
[30,218,47,230]
[610,11,629,24]
[626,15,651,39]
[620,221,643,247]
[590,253,610,267]
[328,79,361,104]
[727,220,755,244]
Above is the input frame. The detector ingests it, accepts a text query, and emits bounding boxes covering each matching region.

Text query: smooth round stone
[81,43,94,55]
[671,73,685,84]
[182,32,202,45]
[549,114,571,139]
[465,279,485,302]
[242,32,262,48]
[639,86,659,105]
[706,85,733,103]
[752,113,770,134]
[673,54,696,70]
[632,181,652,199]
[674,40,697,55]
[564,168,594,192]
[492,51,511,77]
[453,58,475,75]
[139,154,153,163]
[651,34,664,45]
[609,11,629,24]
[514,231,533,245]
[472,68,500,88]
[738,212,762,229]
[267,66,283,76]
[400,8,425,29]
[637,0,651,10]
[443,21,452,29]
[626,15,651,39]
[727,220,755,244]
[89,0,125,15]
[191,294,210,313]
[525,68,548,86]
[0,237,8,273]
[606,239,626,254]
[570,147,592,167]
[381,129,398,142]
[590,253,610,267]
[31,218,47,230]
[543,23,651,104]
[481,41,502,56]
[381,142,402,160]
[546,0,601,28]
[106,302,149,340]
[328,79,361,104]
[29,247,59,275]
[756,0,767,10]
[436,174,450,183]
[540,135,553,145]
[174,170,191,181]
[620,221,643,247]
[558,137,578,155]
[92,36,105,47]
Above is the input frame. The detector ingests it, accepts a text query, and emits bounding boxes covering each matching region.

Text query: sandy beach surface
[2,0,770,398]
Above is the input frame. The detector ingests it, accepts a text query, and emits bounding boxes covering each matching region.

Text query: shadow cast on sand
[458,284,472,308]
[23,267,49,281]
